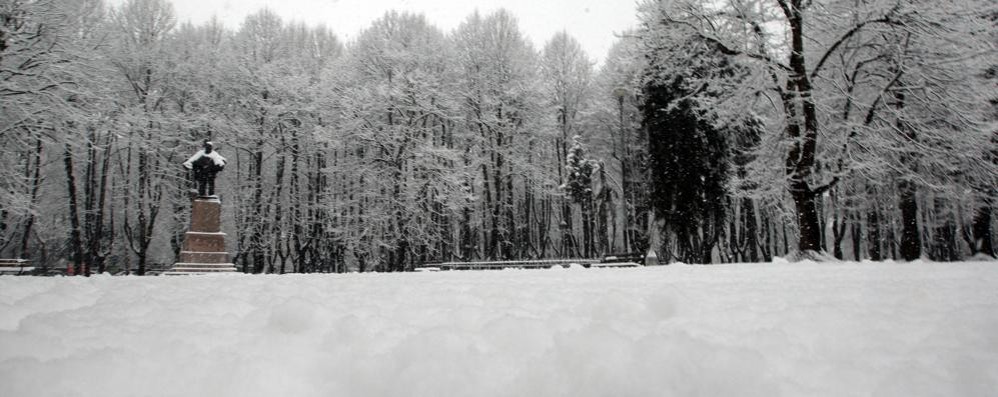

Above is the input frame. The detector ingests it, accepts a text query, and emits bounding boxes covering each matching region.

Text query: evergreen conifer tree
[642,40,732,263]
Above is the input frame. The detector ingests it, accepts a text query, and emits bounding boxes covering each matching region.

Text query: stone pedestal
[166,196,236,275]
[644,249,660,266]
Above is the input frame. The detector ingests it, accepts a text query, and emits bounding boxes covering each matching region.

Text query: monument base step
[164,263,237,275]
[179,251,230,263]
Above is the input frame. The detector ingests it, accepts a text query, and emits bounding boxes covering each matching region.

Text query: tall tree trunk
[64,144,86,276]
[896,85,921,261]
[269,133,287,274]
[781,2,828,256]
[93,134,113,274]
[791,185,822,253]
[493,131,506,259]
[851,212,862,261]
[291,128,304,273]
[523,186,532,258]
[251,138,265,273]
[393,164,407,272]
[831,189,847,260]
[898,180,920,260]
[84,127,97,265]
[760,210,773,262]
[581,198,592,257]
[505,147,516,259]
[19,138,42,259]
[931,198,958,261]
[742,197,759,262]
[539,195,551,258]
[135,144,149,275]
[481,161,495,258]
[867,198,882,261]
[617,95,632,254]
[972,205,995,257]
[85,129,113,274]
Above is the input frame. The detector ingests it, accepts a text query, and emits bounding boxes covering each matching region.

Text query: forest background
[0,0,994,275]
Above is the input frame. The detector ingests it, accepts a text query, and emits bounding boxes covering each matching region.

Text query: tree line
[0,0,994,275]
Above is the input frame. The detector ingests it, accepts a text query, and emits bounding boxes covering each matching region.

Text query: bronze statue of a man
[183,140,227,197]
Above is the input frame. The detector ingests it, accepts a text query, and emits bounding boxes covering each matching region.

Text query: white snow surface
[1,261,996,396]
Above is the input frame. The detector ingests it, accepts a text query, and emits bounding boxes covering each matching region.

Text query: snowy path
[1,261,996,396]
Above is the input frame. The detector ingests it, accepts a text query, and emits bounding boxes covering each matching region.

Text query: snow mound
[1,261,997,396]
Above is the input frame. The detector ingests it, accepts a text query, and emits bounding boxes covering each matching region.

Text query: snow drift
[1,261,996,396]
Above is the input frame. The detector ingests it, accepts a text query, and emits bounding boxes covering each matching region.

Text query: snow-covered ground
[1,261,996,397]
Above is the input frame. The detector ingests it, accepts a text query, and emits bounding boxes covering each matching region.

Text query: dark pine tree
[563,136,599,258]
[643,73,730,264]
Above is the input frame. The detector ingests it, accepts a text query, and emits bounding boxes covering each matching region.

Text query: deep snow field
[1,261,996,397]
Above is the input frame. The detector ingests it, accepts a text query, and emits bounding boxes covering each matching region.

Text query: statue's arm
[207,152,227,168]
[183,150,203,169]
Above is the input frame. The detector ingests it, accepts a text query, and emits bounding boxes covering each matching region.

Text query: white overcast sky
[112,0,641,64]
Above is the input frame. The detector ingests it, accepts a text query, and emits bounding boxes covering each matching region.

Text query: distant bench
[0,259,34,275]
[598,252,646,267]
[417,253,646,271]
[418,258,600,271]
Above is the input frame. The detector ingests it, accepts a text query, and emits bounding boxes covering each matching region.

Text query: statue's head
[203,140,214,153]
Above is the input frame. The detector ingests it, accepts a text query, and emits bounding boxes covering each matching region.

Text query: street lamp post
[559,220,570,258]
[613,87,631,253]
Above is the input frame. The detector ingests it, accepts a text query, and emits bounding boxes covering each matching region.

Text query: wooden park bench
[418,258,601,271]
[0,259,35,275]
[416,255,651,271]
[594,252,646,267]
